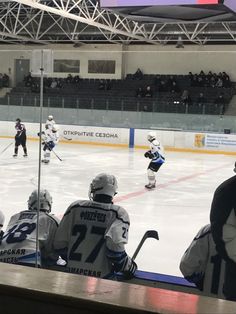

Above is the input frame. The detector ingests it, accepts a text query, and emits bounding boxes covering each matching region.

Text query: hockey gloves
[144,150,153,159]
[123,259,137,280]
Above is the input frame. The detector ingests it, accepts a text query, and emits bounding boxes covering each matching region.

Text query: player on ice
[41,124,59,164]
[45,115,55,131]
[0,189,59,268]
[54,173,137,279]
[13,118,28,157]
[144,131,165,189]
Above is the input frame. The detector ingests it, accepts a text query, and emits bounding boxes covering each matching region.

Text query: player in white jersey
[41,124,59,164]
[45,115,55,131]
[179,224,225,299]
[144,131,165,189]
[0,189,59,267]
[54,173,137,279]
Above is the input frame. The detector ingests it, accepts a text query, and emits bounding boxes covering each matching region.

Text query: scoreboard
[100,0,219,8]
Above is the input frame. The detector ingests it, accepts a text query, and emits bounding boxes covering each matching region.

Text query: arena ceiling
[1,0,236,45]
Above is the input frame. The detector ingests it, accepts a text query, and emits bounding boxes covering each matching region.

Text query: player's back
[180,224,225,299]
[55,199,130,278]
[0,210,57,266]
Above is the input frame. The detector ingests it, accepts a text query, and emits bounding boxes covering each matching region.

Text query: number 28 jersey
[53,200,130,278]
[0,210,59,266]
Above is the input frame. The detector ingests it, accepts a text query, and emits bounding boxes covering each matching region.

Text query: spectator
[2,74,9,87]
[196,92,207,108]
[53,173,137,279]
[214,92,226,114]
[133,68,143,80]
[24,72,33,87]
[170,81,180,93]
[98,79,105,90]
[50,79,58,89]
[180,224,225,299]
[0,189,59,268]
[144,85,153,98]
[215,77,223,88]
[159,80,168,92]
[210,173,236,301]
[0,210,5,239]
[66,74,73,84]
[181,90,192,106]
[136,87,144,98]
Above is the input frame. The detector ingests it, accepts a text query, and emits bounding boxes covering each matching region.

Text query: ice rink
[0,138,235,277]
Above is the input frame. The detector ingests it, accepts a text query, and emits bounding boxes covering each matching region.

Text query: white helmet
[52,124,59,132]
[89,173,118,200]
[48,115,53,121]
[147,131,156,142]
[28,189,52,213]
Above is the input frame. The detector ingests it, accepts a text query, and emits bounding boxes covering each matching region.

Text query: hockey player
[179,224,225,299]
[53,173,137,279]
[0,189,59,267]
[210,174,236,301]
[41,124,59,164]
[13,118,28,157]
[144,131,165,189]
[45,115,55,131]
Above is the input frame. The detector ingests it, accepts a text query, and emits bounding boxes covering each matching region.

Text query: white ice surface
[0,138,235,277]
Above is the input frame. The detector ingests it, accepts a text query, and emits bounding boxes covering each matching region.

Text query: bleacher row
[1,74,234,115]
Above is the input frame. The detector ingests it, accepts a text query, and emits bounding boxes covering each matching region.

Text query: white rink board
[1,121,236,152]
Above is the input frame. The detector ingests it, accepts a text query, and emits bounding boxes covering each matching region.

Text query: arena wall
[1,44,236,84]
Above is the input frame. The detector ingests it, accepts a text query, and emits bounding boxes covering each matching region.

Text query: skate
[42,159,49,164]
[145,182,156,190]
[23,154,28,157]
[13,154,17,157]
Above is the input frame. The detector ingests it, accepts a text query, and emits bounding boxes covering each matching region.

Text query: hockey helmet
[48,115,53,121]
[52,124,59,132]
[16,118,21,123]
[147,131,157,142]
[28,189,52,213]
[89,173,118,200]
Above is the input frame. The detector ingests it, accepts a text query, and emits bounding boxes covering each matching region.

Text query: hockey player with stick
[53,173,137,279]
[13,118,28,157]
[41,124,59,164]
[0,189,59,267]
[45,115,55,131]
[144,131,165,189]
[179,224,225,299]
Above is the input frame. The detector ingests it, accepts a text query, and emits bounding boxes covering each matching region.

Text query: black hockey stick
[50,147,63,161]
[132,230,159,260]
[0,142,13,156]
[62,136,72,141]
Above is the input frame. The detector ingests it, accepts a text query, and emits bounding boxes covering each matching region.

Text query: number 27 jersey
[54,200,130,278]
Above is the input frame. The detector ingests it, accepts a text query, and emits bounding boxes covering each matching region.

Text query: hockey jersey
[45,119,55,131]
[53,200,131,278]
[180,224,225,299]
[44,129,59,145]
[149,139,165,164]
[0,210,59,266]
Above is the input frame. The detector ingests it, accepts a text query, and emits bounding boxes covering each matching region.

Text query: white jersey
[45,119,55,131]
[54,200,130,278]
[180,224,225,299]
[44,129,59,145]
[150,139,165,164]
[0,210,59,266]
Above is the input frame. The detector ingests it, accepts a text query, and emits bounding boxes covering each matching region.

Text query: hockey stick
[0,142,13,156]
[62,136,72,141]
[50,147,63,161]
[132,230,159,260]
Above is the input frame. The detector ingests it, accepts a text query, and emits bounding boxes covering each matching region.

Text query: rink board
[1,121,236,154]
